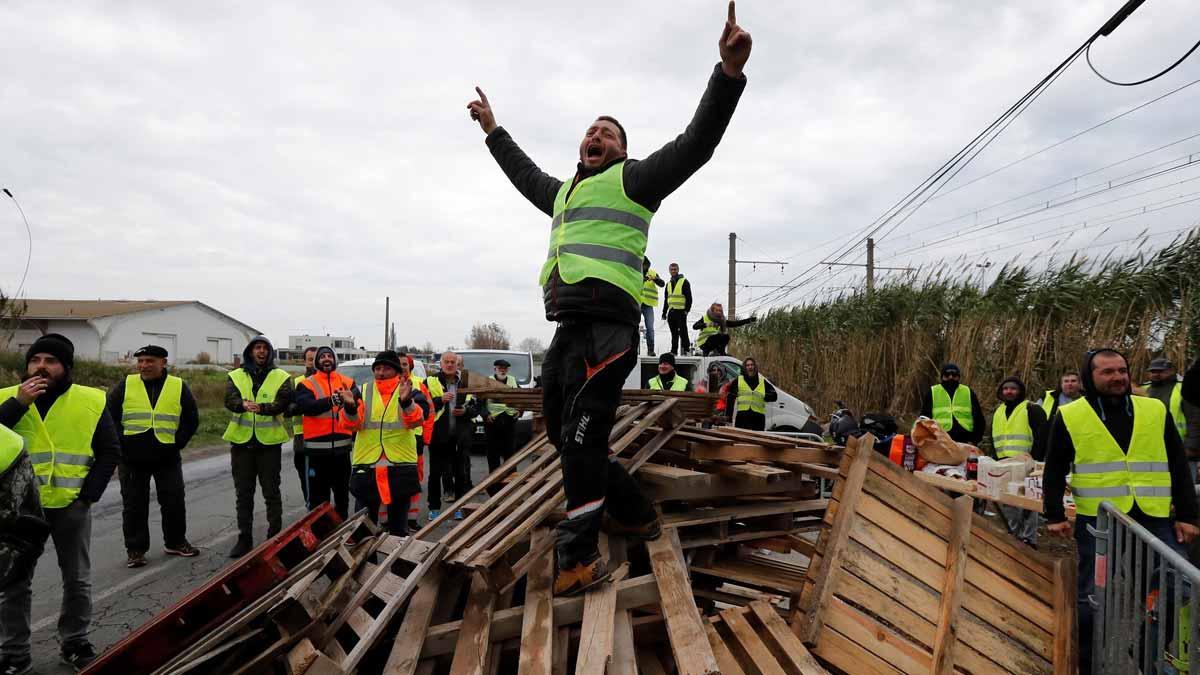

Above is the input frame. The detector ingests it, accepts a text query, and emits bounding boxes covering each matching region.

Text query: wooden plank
[747,601,830,674]
[636,648,669,675]
[446,450,561,559]
[823,596,931,674]
[1052,556,1078,675]
[811,626,904,675]
[914,471,1045,512]
[575,535,622,675]
[662,499,826,529]
[796,434,871,641]
[518,528,556,675]
[448,572,497,675]
[647,529,720,675]
[704,622,747,675]
[609,538,639,675]
[552,628,570,675]
[382,565,443,675]
[719,607,787,675]
[716,462,793,483]
[689,442,842,466]
[931,495,973,675]
[637,462,714,488]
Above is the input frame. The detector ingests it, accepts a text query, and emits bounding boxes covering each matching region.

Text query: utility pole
[728,232,788,319]
[821,238,912,295]
[384,296,390,351]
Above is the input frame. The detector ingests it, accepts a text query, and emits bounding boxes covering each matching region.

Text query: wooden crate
[794,435,1077,675]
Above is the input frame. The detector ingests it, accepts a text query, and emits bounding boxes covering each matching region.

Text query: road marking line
[30,506,307,634]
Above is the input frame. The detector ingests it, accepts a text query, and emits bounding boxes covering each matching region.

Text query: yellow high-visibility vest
[0,384,105,508]
[735,376,766,414]
[121,374,183,444]
[1064,396,1171,518]
[992,400,1032,459]
[352,381,418,465]
[931,384,974,432]
[641,270,660,307]
[486,375,518,417]
[223,369,290,445]
[666,276,687,310]
[648,374,687,391]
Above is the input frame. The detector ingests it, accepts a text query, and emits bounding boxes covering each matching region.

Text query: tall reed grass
[733,232,1200,420]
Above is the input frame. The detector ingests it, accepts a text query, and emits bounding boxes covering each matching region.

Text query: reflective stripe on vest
[223,369,290,445]
[736,376,766,414]
[1064,396,1171,517]
[540,162,653,305]
[0,384,105,508]
[642,270,660,307]
[352,381,418,465]
[300,371,356,441]
[930,384,974,432]
[991,400,1032,459]
[0,425,25,475]
[121,374,183,444]
[667,276,687,310]
[486,375,518,417]
[425,376,474,422]
[648,375,687,391]
[698,316,721,344]
[1170,382,1187,441]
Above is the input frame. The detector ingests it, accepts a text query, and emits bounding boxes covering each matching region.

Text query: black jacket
[429,372,484,443]
[1146,379,1200,455]
[107,373,200,463]
[0,379,121,505]
[694,314,754,333]
[293,369,361,454]
[724,374,778,415]
[223,336,294,448]
[485,64,747,326]
[919,382,986,445]
[662,275,693,318]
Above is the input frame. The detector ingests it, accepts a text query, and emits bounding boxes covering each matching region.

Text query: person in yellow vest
[1040,370,1082,423]
[105,345,200,569]
[0,334,121,671]
[640,257,665,356]
[919,362,985,445]
[399,354,433,532]
[481,359,521,497]
[425,352,483,521]
[287,346,318,505]
[343,351,426,536]
[1044,349,1199,675]
[1143,358,1200,474]
[988,376,1047,547]
[648,353,690,392]
[662,262,693,355]
[0,422,51,675]
[693,302,756,356]
[466,1,751,595]
[223,336,294,558]
[724,357,777,431]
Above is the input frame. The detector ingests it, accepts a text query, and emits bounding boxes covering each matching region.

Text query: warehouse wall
[92,304,257,364]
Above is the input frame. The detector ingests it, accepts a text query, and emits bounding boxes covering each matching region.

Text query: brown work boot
[125,551,147,569]
[602,515,663,542]
[553,558,612,597]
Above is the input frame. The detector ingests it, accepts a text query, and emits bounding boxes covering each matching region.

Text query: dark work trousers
[427,437,462,511]
[666,309,690,354]
[543,321,658,570]
[485,414,517,496]
[1073,512,1186,675]
[700,333,730,356]
[1,502,92,658]
[734,409,767,432]
[230,443,283,539]
[350,465,417,536]
[293,435,309,504]
[119,458,188,553]
[452,425,474,496]
[303,452,351,519]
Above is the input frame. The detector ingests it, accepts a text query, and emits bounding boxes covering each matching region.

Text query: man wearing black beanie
[0,333,121,671]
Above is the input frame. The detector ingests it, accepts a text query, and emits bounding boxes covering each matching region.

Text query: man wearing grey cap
[1145,357,1200,474]
[106,345,200,569]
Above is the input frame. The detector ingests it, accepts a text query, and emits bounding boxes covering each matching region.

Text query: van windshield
[458,352,532,386]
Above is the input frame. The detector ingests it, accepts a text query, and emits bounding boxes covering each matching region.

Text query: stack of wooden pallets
[97,393,1078,674]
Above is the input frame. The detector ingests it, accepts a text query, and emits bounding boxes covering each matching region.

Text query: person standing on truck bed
[640,257,665,357]
[466,0,751,595]
[663,262,693,355]
[694,302,755,356]
[725,357,776,431]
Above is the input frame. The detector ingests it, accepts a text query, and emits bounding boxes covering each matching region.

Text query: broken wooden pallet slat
[647,529,720,675]
[931,494,973,675]
[382,564,444,675]
[448,572,497,675]
[517,528,556,675]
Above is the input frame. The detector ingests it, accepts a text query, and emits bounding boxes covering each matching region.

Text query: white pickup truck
[625,354,820,434]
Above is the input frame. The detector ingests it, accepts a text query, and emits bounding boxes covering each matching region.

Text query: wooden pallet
[707,600,830,675]
[794,434,1077,675]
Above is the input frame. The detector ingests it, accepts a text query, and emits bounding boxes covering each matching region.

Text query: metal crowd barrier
[1091,500,1200,674]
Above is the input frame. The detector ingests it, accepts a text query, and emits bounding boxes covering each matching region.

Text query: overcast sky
[2,1,1198,352]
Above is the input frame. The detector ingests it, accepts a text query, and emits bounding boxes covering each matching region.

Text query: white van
[454,349,537,450]
[625,354,820,434]
[338,357,427,386]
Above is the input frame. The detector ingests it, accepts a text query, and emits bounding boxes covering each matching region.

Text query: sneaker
[427,509,441,523]
[454,510,464,520]
[407,519,420,532]
[126,550,148,568]
[0,654,32,675]
[647,350,656,357]
[553,558,612,597]
[164,541,199,557]
[61,642,97,671]
[601,515,663,541]
[228,535,253,559]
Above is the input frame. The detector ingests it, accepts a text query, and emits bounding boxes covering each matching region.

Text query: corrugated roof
[19,299,193,320]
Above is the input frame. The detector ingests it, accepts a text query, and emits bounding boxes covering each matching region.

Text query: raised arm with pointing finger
[467,2,751,597]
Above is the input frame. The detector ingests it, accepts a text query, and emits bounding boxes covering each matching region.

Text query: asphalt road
[23,444,489,673]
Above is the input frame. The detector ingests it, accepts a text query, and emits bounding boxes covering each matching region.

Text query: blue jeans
[640,305,656,353]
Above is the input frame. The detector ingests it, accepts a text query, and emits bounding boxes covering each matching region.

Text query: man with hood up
[724,357,777,431]
[989,376,1046,547]
[919,362,985,445]
[0,334,121,671]
[1045,348,1199,674]
[694,302,756,356]
[223,336,294,558]
[292,347,358,520]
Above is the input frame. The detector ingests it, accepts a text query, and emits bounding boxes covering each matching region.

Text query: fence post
[1089,506,1111,673]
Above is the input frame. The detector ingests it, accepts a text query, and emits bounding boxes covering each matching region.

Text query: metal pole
[728,232,737,319]
[866,237,875,294]
[384,297,390,351]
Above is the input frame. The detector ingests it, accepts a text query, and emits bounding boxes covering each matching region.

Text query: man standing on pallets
[467,1,752,595]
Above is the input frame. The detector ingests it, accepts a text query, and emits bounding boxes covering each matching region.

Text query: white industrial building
[6,300,261,365]
[278,335,370,364]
